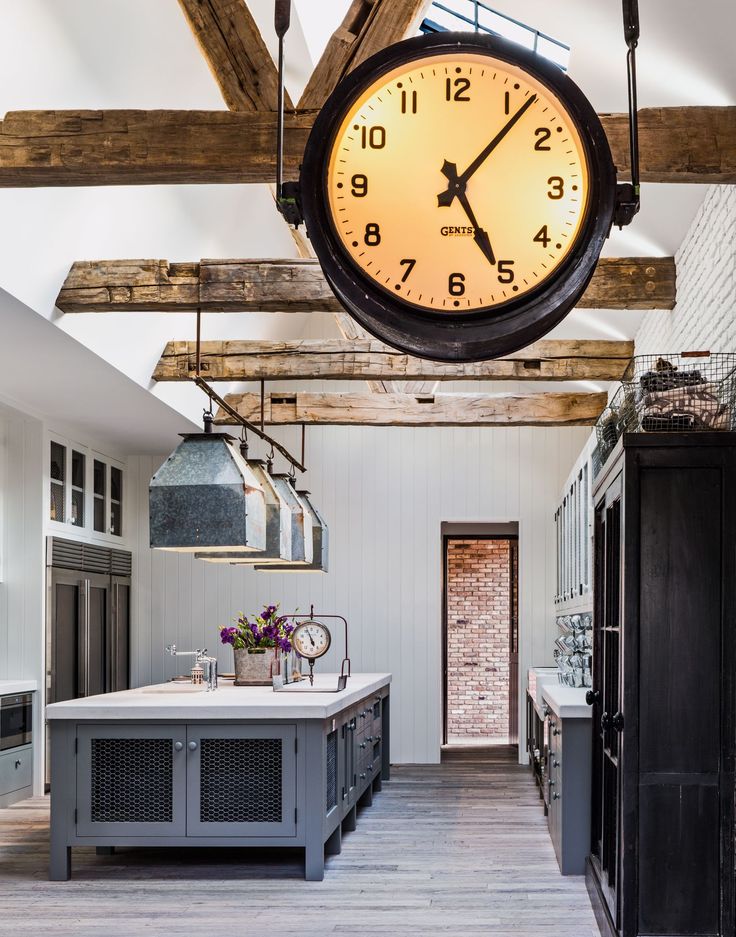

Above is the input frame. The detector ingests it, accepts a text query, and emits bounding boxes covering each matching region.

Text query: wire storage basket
[595,352,736,471]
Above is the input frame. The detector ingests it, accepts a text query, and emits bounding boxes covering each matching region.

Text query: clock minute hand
[437,93,538,206]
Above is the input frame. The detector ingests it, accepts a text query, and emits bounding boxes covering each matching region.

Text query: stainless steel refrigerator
[45,537,131,785]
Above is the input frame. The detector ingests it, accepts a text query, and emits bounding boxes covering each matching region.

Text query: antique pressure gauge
[299,31,617,361]
[291,619,332,685]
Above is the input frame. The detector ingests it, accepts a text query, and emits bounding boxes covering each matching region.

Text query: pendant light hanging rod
[191,309,305,473]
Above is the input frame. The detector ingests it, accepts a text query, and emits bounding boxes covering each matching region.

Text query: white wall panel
[128,424,587,764]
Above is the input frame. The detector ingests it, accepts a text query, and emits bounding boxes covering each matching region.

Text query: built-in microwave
[0,693,33,751]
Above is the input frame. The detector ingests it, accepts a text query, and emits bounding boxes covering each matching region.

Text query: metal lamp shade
[149,433,267,552]
[255,490,328,573]
[194,460,293,565]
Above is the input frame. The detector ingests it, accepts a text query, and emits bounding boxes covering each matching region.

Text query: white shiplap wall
[127,424,587,764]
[0,402,45,792]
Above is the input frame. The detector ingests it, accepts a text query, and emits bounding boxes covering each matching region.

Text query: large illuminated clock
[299,32,616,362]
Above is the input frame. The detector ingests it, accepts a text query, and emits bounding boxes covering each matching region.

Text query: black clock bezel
[299,31,616,362]
[292,620,331,660]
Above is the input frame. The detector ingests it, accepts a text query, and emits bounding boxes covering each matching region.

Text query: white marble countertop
[46,673,391,721]
[542,684,592,719]
[0,679,37,696]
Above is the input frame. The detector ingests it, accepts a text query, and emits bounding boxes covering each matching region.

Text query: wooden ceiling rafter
[1,107,734,186]
[55,257,676,313]
[177,0,291,111]
[298,0,432,110]
[152,338,634,383]
[214,389,609,427]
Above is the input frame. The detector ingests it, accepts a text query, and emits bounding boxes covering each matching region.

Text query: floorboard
[0,748,599,937]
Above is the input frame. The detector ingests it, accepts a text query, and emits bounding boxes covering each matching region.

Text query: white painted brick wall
[636,186,736,354]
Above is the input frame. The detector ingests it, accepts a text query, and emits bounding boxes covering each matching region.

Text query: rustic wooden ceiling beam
[215,390,608,427]
[152,338,633,383]
[177,0,291,111]
[1,107,734,186]
[298,0,431,110]
[55,257,675,313]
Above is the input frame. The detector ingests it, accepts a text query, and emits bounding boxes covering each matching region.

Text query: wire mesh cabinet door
[76,724,187,836]
[186,724,297,838]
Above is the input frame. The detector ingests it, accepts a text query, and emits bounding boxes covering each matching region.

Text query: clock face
[325,51,590,314]
[292,620,331,660]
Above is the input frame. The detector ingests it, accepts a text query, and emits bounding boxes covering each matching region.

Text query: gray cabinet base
[49,687,390,882]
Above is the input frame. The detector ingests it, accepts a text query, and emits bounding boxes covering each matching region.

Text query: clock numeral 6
[497,260,515,284]
[547,176,565,199]
[446,77,471,102]
[360,125,386,149]
[351,174,368,197]
[534,127,552,151]
[449,272,466,296]
[364,222,381,246]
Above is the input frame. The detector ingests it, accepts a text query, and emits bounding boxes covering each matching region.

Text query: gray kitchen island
[46,673,391,881]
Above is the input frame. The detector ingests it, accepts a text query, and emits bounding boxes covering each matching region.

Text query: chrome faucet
[165,644,218,691]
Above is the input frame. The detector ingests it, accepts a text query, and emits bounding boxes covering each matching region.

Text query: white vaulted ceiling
[0,0,733,432]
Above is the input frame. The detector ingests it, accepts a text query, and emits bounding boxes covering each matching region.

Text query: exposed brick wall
[636,186,736,354]
[446,539,511,741]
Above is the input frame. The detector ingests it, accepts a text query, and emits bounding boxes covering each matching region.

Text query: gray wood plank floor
[0,747,599,937]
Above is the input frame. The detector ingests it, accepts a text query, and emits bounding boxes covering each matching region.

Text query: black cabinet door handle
[612,711,625,732]
[585,689,600,706]
[600,711,612,731]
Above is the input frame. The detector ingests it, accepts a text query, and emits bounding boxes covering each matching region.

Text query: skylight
[419,1,571,71]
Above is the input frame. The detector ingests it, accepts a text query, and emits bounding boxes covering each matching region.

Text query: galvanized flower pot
[233,647,274,686]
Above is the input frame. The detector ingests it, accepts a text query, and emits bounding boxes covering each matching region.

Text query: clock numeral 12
[446,77,471,102]
[361,126,386,149]
[401,89,418,114]
[399,258,416,282]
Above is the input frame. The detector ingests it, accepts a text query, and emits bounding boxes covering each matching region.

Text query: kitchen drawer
[0,746,32,795]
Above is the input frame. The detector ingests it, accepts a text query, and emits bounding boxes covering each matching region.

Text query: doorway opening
[442,525,519,750]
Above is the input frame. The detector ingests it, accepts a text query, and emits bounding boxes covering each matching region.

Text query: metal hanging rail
[193,309,306,474]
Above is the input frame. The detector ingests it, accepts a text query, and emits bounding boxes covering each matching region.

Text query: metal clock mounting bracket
[613,0,641,228]
[274,0,304,228]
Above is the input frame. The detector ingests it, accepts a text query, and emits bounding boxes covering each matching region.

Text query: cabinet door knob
[360,773,366,780]
[553,792,560,800]
[553,728,560,736]
[174,741,184,752]
[600,712,611,731]
[612,711,625,732]
[553,759,560,768]
[188,741,198,751]
[585,689,600,706]
[15,759,21,769]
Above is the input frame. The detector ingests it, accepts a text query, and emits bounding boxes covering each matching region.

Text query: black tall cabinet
[587,433,736,937]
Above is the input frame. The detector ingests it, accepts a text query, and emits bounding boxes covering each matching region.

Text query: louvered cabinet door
[76,724,187,836]
[186,725,297,838]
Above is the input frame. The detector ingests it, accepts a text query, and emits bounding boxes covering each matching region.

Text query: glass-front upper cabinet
[49,436,123,539]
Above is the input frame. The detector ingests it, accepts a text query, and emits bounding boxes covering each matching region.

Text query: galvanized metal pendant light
[194,458,293,565]
[149,425,267,553]
[255,490,328,573]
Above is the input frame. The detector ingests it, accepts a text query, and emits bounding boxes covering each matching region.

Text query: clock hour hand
[438,162,495,265]
[436,94,537,207]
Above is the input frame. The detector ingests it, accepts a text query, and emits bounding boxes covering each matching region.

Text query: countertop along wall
[636,186,736,353]
[126,424,587,765]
